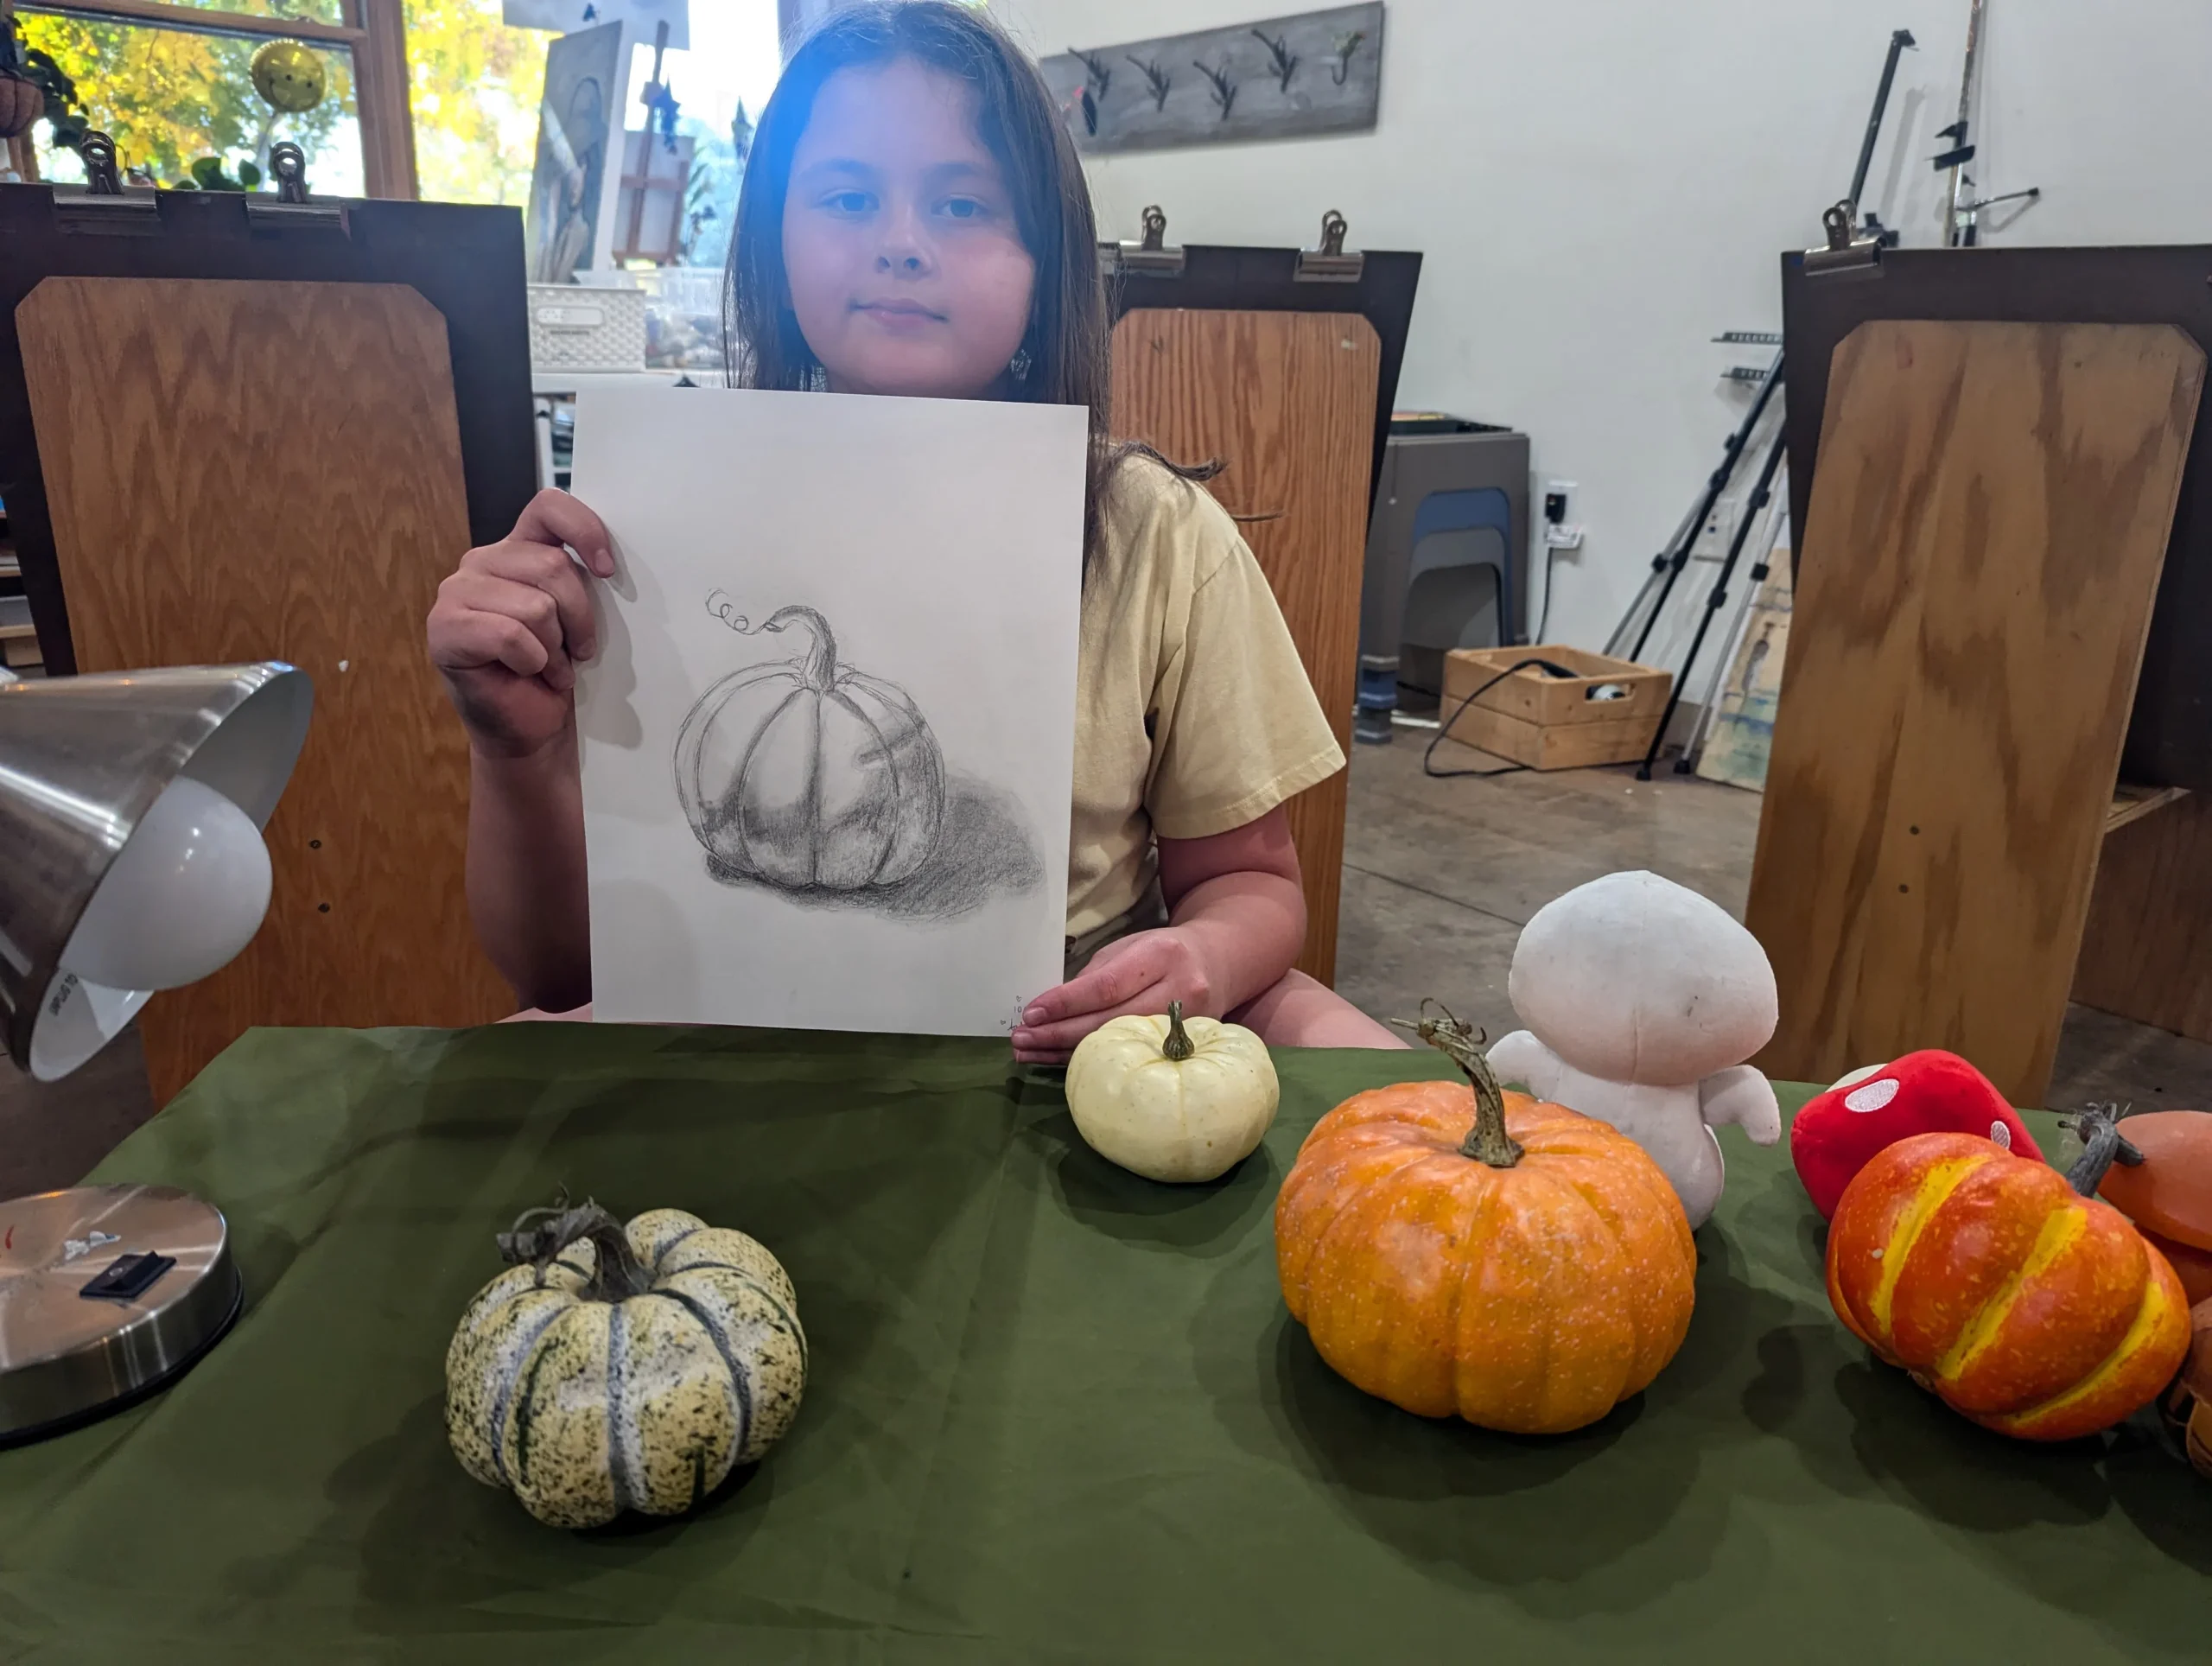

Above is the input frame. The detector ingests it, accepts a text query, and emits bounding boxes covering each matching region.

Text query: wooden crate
[1439,644,1670,771]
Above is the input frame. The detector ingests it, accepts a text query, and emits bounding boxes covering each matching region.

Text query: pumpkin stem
[2062,1103,2145,1198]
[1392,1000,1523,1168]
[1161,1000,1196,1062]
[497,1199,655,1303]
[705,595,839,690]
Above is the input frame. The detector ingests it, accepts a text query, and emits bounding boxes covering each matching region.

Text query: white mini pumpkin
[446,1201,805,1529]
[1065,1002,1280,1183]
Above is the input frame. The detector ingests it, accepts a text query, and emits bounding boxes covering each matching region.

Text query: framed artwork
[526,20,628,282]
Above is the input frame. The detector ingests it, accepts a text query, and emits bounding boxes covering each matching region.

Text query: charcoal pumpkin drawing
[674,597,1041,920]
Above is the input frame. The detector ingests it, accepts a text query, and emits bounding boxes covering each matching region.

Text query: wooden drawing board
[0,184,538,677]
[1745,321,2203,1106]
[17,277,513,1101]
[1111,308,1381,985]
[1780,245,2212,791]
[1105,243,1421,531]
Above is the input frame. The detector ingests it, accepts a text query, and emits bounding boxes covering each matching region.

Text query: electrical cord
[1534,544,1562,644]
[1423,657,1579,779]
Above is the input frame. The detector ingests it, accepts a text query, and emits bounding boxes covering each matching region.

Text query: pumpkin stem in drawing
[1393,1000,1523,1168]
[706,595,841,690]
[497,1199,655,1302]
[1161,1000,1196,1062]
[2061,1103,2145,1197]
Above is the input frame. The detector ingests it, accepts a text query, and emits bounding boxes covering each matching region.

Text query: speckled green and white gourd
[445,1201,806,1529]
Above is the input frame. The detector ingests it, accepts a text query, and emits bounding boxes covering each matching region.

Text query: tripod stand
[1605,349,1783,667]
[1671,454,1790,777]
[1634,423,1789,782]
[1608,27,1921,779]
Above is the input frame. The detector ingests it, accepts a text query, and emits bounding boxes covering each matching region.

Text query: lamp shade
[0,664,312,1081]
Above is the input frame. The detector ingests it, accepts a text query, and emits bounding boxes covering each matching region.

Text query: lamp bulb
[60,775,273,992]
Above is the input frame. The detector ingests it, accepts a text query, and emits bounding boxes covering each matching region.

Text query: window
[3,1,415,196]
[399,0,777,262]
[401,0,544,207]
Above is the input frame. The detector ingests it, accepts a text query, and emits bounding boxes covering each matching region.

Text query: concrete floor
[5,740,2210,1198]
[1336,736,2212,1116]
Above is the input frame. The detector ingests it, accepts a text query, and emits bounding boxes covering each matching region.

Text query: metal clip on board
[54,133,345,238]
[53,130,157,234]
[1099,204,1185,278]
[1295,209,1363,283]
[245,143,346,235]
[1803,200,1884,281]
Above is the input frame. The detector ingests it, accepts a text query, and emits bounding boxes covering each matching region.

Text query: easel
[1104,211,1421,985]
[615,20,693,265]
[0,175,537,1099]
[1751,247,2212,1103]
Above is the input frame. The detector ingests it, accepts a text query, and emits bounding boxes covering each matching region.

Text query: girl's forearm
[466,727,592,1012]
[1166,868,1308,1015]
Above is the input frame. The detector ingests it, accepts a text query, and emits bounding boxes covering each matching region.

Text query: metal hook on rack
[1250,29,1297,92]
[1192,58,1237,120]
[1069,48,1111,96]
[1126,54,1171,112]
[1331,30,1366,86]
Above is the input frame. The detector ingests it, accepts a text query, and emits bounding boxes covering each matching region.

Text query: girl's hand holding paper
[429,490,617,759]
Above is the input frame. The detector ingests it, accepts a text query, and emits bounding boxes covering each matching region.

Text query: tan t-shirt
[1066,455,1346,942]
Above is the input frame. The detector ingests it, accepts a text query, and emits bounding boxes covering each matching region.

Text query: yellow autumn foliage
[18,8,349,183]
[404,0,547,207]
[16,1,548,203]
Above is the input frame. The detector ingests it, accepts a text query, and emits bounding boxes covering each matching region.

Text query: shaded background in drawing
[707,774,1043,923]
[569,385,1087,1037]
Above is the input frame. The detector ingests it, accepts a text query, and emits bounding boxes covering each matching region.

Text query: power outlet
[1543,479,1583,550]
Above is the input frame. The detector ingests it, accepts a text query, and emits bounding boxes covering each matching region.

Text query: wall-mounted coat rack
[1044,4,1383,155]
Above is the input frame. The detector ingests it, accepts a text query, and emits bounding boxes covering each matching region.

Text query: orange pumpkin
[2094,1110,2212,1307]
[1826,1110,2190,1441]
[1275,1006,1696,1435]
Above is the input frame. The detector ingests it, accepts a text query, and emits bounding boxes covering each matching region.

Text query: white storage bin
[528,283,648,374]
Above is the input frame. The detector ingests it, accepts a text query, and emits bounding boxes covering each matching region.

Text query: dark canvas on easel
[528,22,625,283]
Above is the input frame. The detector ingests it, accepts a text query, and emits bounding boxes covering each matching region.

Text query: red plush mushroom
[1790,1049,2041,1220]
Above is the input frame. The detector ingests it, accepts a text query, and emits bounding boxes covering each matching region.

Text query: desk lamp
[0,663,311,1443]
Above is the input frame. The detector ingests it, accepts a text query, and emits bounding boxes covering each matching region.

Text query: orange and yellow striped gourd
[1825,1109,2190,1441]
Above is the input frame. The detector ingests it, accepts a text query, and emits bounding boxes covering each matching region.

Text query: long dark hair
[724,0,1206,566]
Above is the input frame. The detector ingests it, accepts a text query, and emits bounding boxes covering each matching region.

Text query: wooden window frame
[3,0,417,198]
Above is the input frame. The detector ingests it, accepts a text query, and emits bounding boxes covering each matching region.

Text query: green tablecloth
[2,1026,2206,1661]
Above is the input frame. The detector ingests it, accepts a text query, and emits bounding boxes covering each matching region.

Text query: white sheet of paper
[571,385,1087,1035]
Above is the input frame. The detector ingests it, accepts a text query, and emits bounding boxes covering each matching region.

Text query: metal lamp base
[0,1186,240,1445]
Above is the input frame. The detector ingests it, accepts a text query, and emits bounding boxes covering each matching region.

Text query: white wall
[995,0,2212,663]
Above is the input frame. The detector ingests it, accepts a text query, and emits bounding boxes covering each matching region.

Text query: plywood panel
[2075,792,2212,1045]
[19,277,512,1100]
[1746,321,2203,1105]
[1111,308,1381,986]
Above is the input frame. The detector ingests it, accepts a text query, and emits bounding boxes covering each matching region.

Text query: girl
[427,1,1404,1062]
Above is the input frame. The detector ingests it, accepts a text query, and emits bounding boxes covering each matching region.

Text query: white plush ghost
[1487,870,1782,1228]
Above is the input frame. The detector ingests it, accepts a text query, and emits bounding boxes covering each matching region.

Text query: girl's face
[782,60,1039,400]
